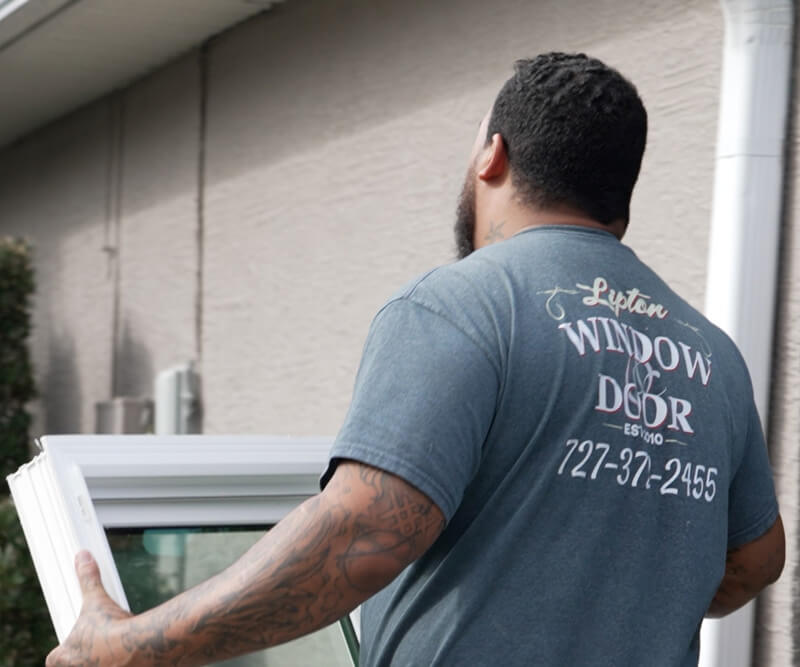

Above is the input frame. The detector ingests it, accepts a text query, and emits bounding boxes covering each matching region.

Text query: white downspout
[699,1,793,666]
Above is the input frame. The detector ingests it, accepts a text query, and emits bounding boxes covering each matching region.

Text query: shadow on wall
[43,324,157,434]
[43,333,82,434]
[113,321,155,399]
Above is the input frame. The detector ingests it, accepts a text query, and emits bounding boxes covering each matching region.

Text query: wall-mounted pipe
[700,1,794,666]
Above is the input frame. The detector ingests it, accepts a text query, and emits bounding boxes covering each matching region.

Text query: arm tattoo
[115,463,445,665]
[340,465,445,590]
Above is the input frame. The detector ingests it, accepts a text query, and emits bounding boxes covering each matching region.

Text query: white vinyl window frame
[6,434,358,662]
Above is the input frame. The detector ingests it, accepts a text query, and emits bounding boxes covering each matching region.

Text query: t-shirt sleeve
[726,397,779,550]
[320,296,500,521]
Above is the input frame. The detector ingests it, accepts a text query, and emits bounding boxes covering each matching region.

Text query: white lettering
[668,397,694,434]
[679,342,711,385]
[577,276,669,319]
[629,327,654,364]
[596,375,694,435]
[654,336,680,371]
[563,319,709,389]
[623,382,641,419]
[596,317,624,353]
[596,374,622,413]
[607,318,633,356]
[642,393,668,428]
[624,422,664,445]
[559,319,602,356]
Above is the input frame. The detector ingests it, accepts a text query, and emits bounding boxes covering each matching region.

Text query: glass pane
[107,526,355,667]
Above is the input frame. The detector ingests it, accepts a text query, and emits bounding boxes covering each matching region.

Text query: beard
[453,166,477,260]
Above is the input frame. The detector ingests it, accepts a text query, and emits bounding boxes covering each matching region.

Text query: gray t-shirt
[323,226,778,666]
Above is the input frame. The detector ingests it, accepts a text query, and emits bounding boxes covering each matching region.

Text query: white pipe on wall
[700,1,794,666]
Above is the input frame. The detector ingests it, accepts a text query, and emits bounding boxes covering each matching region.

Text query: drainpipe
[699,1,794,666]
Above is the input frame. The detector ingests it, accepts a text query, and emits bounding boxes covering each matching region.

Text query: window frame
[6,434,358,662]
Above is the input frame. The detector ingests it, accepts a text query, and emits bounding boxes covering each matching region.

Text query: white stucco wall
[113,54,200,398]
[0,0,724,436]
[0,103,113,434]
[0,55,201,432]
[201,0,723,434]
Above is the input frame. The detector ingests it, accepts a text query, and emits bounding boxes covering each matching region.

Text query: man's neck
[514,215,626,239]
[475,204,626,251]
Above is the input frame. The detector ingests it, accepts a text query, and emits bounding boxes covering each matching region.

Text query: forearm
[105,463,443,666]
[705,566,762,619]
[121,498,354,664]
[706,516,785,619]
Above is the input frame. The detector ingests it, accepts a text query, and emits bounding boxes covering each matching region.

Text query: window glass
[107,526,355,666]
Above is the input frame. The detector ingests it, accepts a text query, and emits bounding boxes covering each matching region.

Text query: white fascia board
[0,0,73,47]
[0,0,32,22]
[7,435,333,641]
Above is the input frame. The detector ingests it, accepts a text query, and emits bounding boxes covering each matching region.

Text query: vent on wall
[95,397,153,434]
[155,362,201,435]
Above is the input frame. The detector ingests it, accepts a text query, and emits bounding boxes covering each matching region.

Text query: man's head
[455,53,647,258]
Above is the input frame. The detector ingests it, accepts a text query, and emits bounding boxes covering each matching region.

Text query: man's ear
[477,133,508,182]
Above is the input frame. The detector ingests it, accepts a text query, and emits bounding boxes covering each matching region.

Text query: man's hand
[46,550,134,666]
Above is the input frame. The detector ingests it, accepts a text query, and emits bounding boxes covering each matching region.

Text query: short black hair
[486,53,647,225]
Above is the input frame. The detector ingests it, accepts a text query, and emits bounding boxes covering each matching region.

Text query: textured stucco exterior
[1,0,797,661]
[0,103,113,434]
[0,55,201,433]
[0,0,725,434]
[201,0,722,434]
[112,55,200,399]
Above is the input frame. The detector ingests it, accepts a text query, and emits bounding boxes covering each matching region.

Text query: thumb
[75,549,105,599]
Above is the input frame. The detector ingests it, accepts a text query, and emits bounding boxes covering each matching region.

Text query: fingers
[45,646,64,667]
[75,549,104,597]
[45,551,130,667]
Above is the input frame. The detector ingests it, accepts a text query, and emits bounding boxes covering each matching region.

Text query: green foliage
[0,238,54,664]
[0,237,36,485]
[0,499,56,666]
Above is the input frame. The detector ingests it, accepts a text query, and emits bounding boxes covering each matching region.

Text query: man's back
[329,225,778,666]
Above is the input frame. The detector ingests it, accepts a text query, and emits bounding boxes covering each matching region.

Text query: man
[48,53,783,666]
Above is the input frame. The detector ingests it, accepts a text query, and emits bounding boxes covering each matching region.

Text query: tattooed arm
[46,461,445,666]
[705,514,785,618]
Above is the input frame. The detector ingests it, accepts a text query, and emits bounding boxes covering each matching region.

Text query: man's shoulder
[385,251,515,317]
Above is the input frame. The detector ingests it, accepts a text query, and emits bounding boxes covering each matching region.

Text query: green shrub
[0,498,56,666]
[0,238,55,665]
[0,237,36,482]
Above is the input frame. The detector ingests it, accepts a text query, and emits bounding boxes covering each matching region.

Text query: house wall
[3,0,795,660]
[0,0,724,434]
[0,54,201,433]
[0,103,113,434]
[112,55,200,400]
[200,0,723,434]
